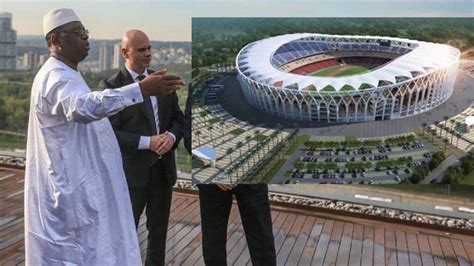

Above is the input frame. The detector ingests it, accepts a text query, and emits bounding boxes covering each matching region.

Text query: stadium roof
[466,116,474,127]
[236,33,460,92]
[192,146,217,161]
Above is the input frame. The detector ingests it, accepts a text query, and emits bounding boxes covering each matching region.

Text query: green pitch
[310,65,373,77]
[310,65,341,77]
[337,66,372,76]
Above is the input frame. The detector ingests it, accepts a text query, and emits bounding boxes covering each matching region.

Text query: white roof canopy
[466,116,474,127]
[192,146,217,161]
[237,33,460,92]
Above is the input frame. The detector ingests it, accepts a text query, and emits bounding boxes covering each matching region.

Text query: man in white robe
[24,8,183,265]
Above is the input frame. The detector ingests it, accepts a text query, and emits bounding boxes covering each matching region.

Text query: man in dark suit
[198,184,276,266]
[187,83,275,265]
[99,30,183,266]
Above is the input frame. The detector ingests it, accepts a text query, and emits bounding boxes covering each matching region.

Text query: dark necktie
[137,74,161,164]
[137,75,158,135]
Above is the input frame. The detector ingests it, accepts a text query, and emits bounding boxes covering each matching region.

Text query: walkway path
[421,155,459,184]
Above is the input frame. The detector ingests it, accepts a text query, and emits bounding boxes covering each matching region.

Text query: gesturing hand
[139,69,184,96]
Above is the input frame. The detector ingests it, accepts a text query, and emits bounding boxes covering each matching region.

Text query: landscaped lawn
[253,134,268,142]
[229,128,245,136]
[208,117,221,124]
[285,134,310,155]
[260,159,287,183]
[459,171,474,185]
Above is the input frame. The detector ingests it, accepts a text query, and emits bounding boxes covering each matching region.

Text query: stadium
[236,33,460,123]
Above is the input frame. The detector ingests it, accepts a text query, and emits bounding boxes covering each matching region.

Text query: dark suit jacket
[99,67,184,187]
[183,84,192,154]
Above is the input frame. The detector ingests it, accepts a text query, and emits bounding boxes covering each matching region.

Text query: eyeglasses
[60,28,89,37]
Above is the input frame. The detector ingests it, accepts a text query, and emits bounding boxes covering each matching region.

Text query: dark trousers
[198,184,276,266]
[128,164,173,266]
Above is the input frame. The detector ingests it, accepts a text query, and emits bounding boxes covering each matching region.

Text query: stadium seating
[291,59,339,75]
[343,56,391,66]
[272,40,411,67]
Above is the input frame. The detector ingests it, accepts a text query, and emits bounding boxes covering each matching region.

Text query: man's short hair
[44,26,63,48]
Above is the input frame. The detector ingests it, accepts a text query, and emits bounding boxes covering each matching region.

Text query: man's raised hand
[139,69,184,96]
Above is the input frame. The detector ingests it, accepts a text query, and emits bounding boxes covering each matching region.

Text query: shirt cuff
[119,82,144,107]
[166,131,176,143]
[138,136,151,150]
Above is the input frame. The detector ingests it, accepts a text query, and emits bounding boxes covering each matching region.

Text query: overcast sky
[0,0,472,41]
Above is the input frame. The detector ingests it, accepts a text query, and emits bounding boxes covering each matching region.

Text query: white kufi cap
[43,8,81,36]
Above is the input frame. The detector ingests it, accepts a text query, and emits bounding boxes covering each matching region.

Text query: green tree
[421,122,427,136]
[443,138,449,152]
[460,151,474,175]
[195,130,201,146]
[442,165,464,184]
[429,151,446,170]
[434,121,440,137]
[443,116,449,138]
[455,133,461,148]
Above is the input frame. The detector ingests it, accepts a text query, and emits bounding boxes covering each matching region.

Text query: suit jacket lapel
[120,67,135,85]
[121,67,157,135]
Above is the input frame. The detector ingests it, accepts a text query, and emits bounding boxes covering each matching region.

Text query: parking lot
[278,137,437,184]
[0,155,25,168]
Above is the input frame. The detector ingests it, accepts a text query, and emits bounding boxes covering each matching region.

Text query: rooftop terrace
[2,168,473,265]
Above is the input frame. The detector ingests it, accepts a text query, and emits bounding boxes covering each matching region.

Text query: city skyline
[0,0,472,41]
[0,12,16,71]
[17,42,191,72]
[0,1,192,41]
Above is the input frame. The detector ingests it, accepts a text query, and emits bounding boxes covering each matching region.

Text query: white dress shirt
[124,65,175,150]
